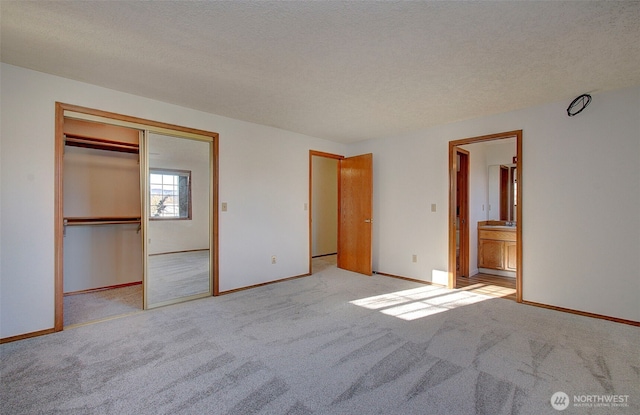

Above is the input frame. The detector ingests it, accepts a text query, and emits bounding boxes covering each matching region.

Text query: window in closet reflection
[150,169,191,219]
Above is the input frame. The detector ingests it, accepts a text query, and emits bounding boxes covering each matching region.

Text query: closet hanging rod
[64,217,141,226]
[64,134,139,154]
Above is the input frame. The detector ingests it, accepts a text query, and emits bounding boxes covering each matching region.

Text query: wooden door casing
[448,130,522,303]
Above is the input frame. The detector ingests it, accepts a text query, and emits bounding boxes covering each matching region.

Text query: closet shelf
[64,217,141,226]
[64,134,139,154]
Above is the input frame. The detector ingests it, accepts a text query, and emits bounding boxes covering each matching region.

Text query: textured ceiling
[2,1,639,143]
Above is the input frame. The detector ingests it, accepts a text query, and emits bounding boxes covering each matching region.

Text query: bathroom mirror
[144,132,212,308]
[488,163,517,222]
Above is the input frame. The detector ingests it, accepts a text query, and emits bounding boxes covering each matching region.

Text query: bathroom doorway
[448,130,523,302]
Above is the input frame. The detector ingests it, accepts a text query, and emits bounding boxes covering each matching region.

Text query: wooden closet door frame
[54,102,219,331]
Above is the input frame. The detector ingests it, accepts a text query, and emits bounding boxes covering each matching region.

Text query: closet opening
[55,103,219,331]
[61,118,144,328]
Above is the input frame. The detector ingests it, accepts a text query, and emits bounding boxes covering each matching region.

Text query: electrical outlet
[431,204,437,212]
[221,202,228,212]
[271,255,277,264]
[412,254,417,263]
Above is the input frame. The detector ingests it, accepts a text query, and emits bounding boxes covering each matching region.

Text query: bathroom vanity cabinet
[478,225,517,272]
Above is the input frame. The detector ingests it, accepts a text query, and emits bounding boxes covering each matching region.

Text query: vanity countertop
[478,225,516,231]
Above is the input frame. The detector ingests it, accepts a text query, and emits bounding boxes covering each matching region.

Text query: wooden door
[500,165,509,220]
[338,153,373,275]
[456,149,469,278]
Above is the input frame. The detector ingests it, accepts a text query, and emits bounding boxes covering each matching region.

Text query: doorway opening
[448,130,523,302]
[309,151,341,274]
[308,151,373,276]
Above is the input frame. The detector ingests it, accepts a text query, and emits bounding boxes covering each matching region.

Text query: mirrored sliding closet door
[143,132,213,309]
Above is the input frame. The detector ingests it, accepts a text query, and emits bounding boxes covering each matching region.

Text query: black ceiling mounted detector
[566,93,592,117]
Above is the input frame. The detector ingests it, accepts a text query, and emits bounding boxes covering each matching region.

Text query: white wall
[0,64,346,338]
[311,156,338,256]
[349,86,640,322]
[63,225,143,292]
[63,147,142,292]
[486,140,517,166]
[64,148,141,217]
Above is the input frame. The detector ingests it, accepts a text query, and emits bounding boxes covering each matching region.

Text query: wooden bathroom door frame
[448,130,523,302]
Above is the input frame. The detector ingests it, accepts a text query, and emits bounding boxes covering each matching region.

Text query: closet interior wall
[63,119,143,293]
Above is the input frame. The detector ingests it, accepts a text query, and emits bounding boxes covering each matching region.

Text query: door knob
[364,219,372,223]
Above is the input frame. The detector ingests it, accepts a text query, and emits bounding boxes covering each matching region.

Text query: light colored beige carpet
[311,254,337,274]
[64,284,142,327]
[5,260,638,414]
[148,250,210,305]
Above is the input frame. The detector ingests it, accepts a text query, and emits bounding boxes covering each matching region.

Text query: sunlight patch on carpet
[350,286,490,321]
